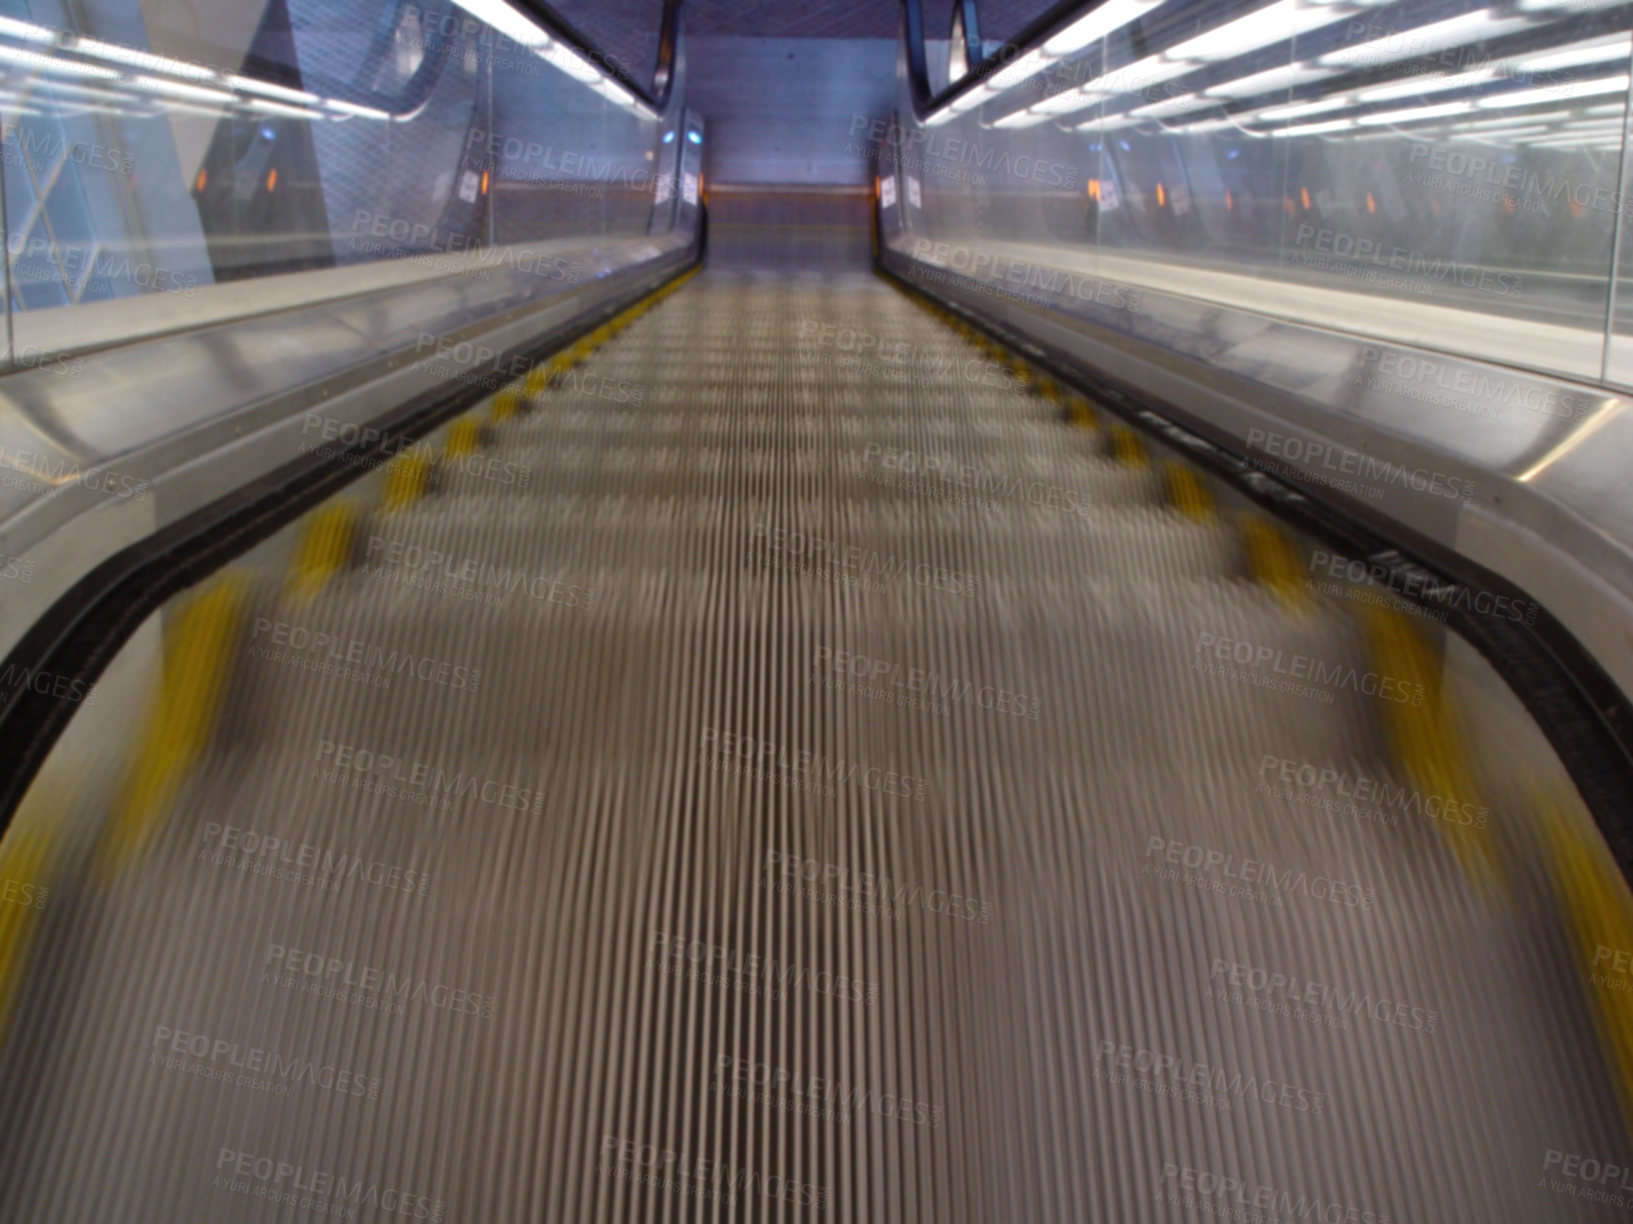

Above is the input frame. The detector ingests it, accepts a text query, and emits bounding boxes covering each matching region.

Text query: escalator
[6,0,1633,1220]
[0,195,1628,1219]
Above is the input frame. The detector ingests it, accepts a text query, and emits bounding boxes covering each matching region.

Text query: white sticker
[654,172,674,204]
[458,169,480,203]
[683,172,699,205]
[906,175,922,208]
[880,176,897,208]
[1099,176,1121,211]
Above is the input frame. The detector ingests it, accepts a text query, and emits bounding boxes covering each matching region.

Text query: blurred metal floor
[0,249,1628,1222]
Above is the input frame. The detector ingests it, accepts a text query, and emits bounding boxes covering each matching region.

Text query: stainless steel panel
[0,214,698,663]
[884,231,1633,705]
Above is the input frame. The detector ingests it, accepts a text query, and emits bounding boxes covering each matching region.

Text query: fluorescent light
[227,74,319,105]
[1320,11,1535,71]
[1131,92,1212,117]
[1357,68,1496,103]
[325,98,392,120]
[0,45,122,80]
[1177,115,1259,134]
[950,85,996,111]
[0,15,52,43]
[132,74,233,104]
[1455,109,1570,128]
[1045,0,1166,54]
[1271,116,1356,136]
[1074,112,1143,132]
[70,35,221,82]
[1477,73,1630,108]
[1516,35,1630,73]
[926,82,998,124]
[986,47,1056,91]
[1585,103,1625,115]
[1167,0,1351,63]
[1518,0,1623,12]
[1257,95,1351,120]
[1084,54,1197,94]
[1027,86,1109,115]
[1450,124,1547,137]
[1522,130,1620,145]
[993,108,1056,127]
[246,98,316,119]
[1205,62,1332,98]
[1357,99,1473,125]
[451,0,552,50]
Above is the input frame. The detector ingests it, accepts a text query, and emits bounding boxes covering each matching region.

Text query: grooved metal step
[0,266,1625,1224]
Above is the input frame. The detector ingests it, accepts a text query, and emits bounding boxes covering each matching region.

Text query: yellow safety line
[1166,463,1215,522]
[488,389,520,425]
[0,781,59,1036]
[1066,397,1098,429]
[94,265,705,887]
[285,500,357,605]
[1108,424,1149,468]
[99,574,247,876]
[1239,513,1310,612]
[1539,784,1633,1132]
[1361,603,1503,890]
[380,450,432,512]
[444,417,482,457]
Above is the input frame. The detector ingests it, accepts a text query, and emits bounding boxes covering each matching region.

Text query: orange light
[1299,186,1310,210]
[1087,178,1100,200]
[699,172,706,202]
[1503,194,1516,215]
[1155,182,1165,207]
[873,175,880,200]
[1225,188,1233,211]
[265,167,277,192]
[1569,198,1585,218]
[1365,191,1376,214]
[480,170,489,195]
[195,168,207,193]
[1283,195,1295,215]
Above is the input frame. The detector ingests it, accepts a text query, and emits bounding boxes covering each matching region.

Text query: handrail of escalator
[518,0,685,110]
[903,0,1090,119]
[0,0,708,827]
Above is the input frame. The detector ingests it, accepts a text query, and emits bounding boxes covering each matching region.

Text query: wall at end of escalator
[686,39,896,187]
[703,186,875,271]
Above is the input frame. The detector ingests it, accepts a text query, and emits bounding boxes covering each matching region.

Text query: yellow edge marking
[1239,513,1309,612]
[489,389,520,424]
[380,451,431,511]
[1540,785,1633,1131]
[0,784,59,1036]
[1361,603,1503,890]
[285,500,357,604]
[444,417,482,458]
[1166,463,1215,522]
[99,575,248,876]
[1108,424,1148,468]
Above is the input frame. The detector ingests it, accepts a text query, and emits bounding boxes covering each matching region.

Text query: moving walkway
[3,0,1633,1220]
